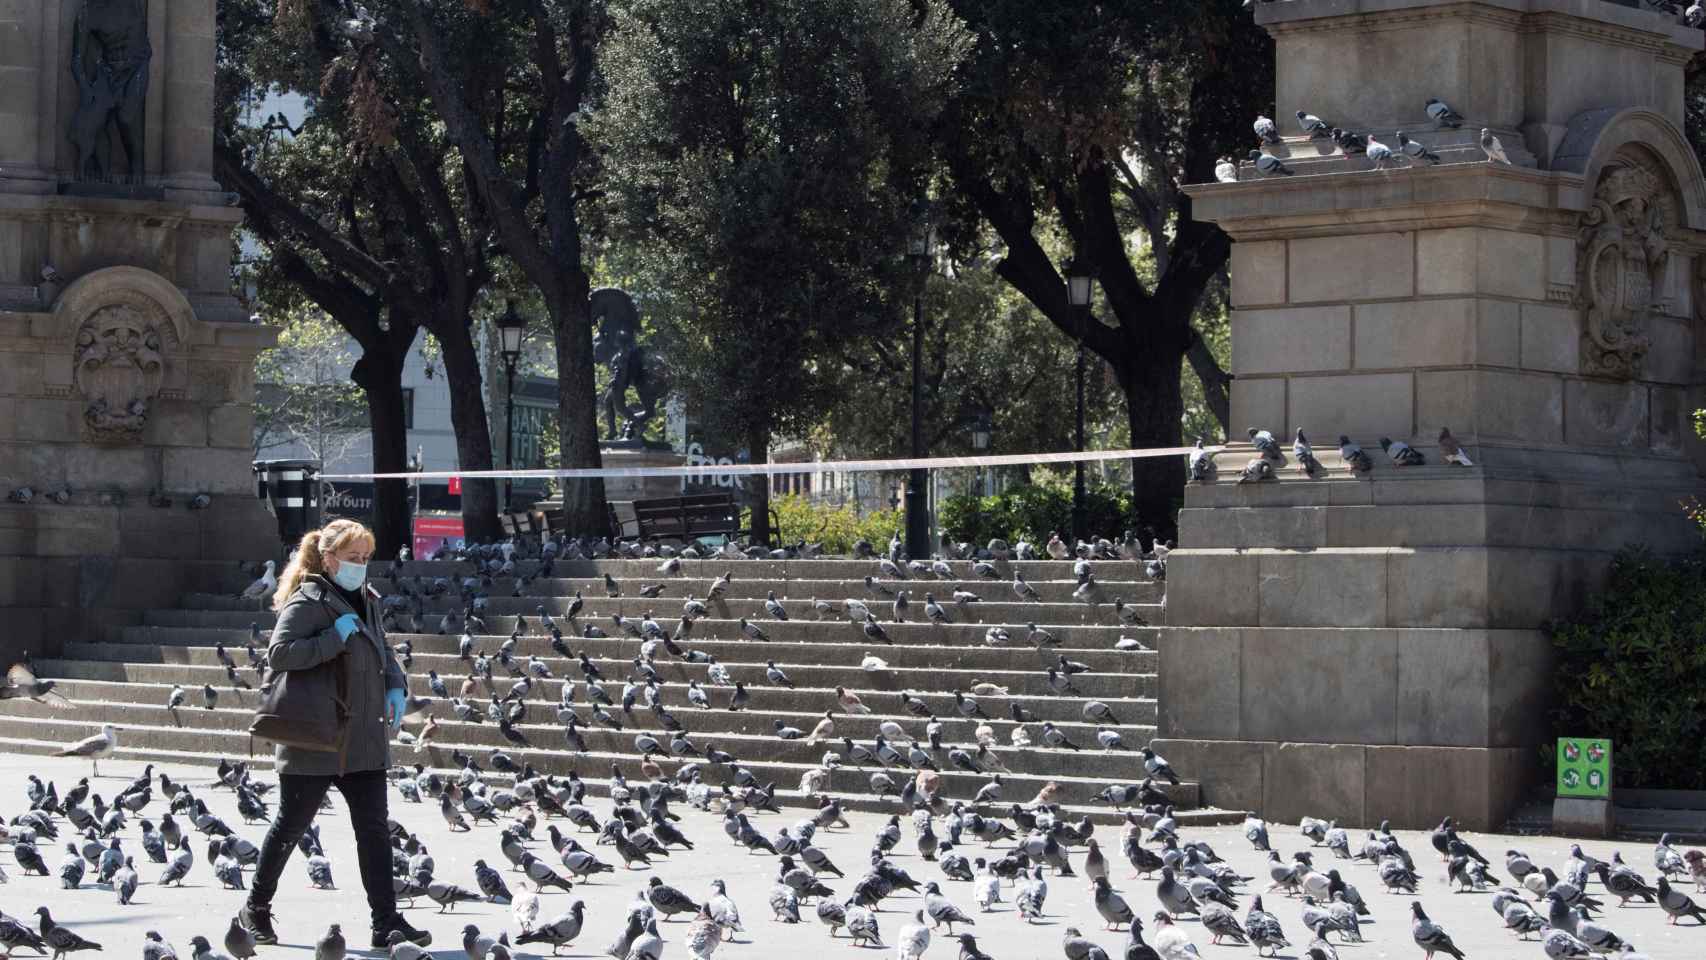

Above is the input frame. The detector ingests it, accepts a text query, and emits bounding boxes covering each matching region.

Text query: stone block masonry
[1174,0,1706,831]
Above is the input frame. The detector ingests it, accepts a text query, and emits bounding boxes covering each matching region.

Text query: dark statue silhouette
[68,0,152,182]
[590,287,668,443]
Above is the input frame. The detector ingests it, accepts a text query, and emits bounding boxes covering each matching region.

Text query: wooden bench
[500,511,541,537]
[611,492,777,544]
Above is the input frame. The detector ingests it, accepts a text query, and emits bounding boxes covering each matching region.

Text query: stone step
[191,572,1162,609]
[114,625,1157,673]
[33,677,1157,750]
[0,735,1241,827]
[151,595,1160,629]
[47,650,1161,720]
[0,712,1192,811]
[125,617,1152,654]
[377,557,1151,582]
[2,694,1156,781]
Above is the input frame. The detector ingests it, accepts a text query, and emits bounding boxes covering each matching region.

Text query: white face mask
[330,560,367,591]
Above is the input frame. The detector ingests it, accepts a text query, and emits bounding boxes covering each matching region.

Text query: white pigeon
[1366,135,1396,169]
[1153,913,1202,959]
[861,653,889,672]
[1689,0,1705,27]
[895,909,930,960]
[1215,157,1238,183]
[55,723,118,776]
[1480,128,1510,164]
[512,883,540,933]
[1253,115,1280,145]
[240,560,277,600]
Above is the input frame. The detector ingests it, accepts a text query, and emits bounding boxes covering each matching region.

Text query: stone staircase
[5,556,1241,825]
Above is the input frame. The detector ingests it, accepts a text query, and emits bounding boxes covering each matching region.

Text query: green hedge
[938,481,1132,547]
[1548,548,1706,790]
[747,495,903,555]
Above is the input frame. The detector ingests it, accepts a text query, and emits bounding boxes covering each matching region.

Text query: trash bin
[252,459,323,548]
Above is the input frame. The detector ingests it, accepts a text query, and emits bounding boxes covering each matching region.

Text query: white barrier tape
[319,445,1221,482]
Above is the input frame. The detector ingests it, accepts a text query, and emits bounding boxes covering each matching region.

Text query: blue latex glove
[333,613,362,641]
[386,688,407,732]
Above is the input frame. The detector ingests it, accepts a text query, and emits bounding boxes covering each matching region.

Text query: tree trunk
[746,423,771,546]
[551,272,609,536]
[350,326,416,558]
[435,319,503,543]
[1120,343,1187,544]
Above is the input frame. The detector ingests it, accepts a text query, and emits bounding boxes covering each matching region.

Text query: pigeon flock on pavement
[0,755,1699,960]
[1189,426,1470,485]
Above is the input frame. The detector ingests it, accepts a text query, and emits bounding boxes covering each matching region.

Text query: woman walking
[237,519,431,948]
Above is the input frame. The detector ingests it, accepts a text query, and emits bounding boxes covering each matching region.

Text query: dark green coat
[266,575,406,776]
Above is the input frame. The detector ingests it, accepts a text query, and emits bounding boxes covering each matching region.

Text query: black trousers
[247,770,397,927]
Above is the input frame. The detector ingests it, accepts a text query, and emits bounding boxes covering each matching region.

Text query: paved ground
[1,753,1701,959]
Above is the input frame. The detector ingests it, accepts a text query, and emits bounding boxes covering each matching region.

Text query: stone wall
[1169,0,1706,830]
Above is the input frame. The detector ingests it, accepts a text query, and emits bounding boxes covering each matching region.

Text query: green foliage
[1548,548,1706,789]
[753,495,904,555]
[938,479,1132,547]
[252,305,366,462]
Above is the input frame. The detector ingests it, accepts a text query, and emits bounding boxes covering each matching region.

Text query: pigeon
[896,909,931,960]
[1296,110,1331,138]
[516,900,585,951]
[1247,427,1281,459]
[188,937,231,960]
[1410,902,1465,960]
[1438,427,1473,466]
[1238,458,1273,483]
[223,916,256,960]
[1380,436,1425,466]
[1292,430,1320,475]
[314,925,344,960]
[1253,115,1281,145]
[1397,131,1440,164]
[1481,128,1510,164]
[1658,876,1706,924]
[1425,97,1463,128]
[1689,0,1705,26]
[1338,436,1372,474]
[1093,877,1136,931]
[1332,127,1367,155]
[1215,157,1238,183]
[1188,439,1213,481]
[1366,135,1396,169]
[1249,149,1293,176]
[4,662,73,708]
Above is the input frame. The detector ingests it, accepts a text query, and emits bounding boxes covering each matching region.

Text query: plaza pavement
[0,754,1700,959]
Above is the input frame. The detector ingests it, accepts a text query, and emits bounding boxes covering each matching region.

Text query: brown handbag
[249,600,353,763]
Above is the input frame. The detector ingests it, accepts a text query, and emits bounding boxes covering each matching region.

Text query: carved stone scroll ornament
[72,302,172,442]
[1576,156,1675,379]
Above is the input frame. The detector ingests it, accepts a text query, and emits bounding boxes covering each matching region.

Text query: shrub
[753,495,902,555]
[938,481,1133,547]
[1547,548,1706,789]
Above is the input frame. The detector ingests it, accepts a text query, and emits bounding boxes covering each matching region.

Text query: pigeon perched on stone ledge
[1425,97,1463,128]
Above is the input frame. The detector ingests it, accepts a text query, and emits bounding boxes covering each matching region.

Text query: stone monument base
[600,442,689,503]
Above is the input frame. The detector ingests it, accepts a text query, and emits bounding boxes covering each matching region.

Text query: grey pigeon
[1380,436,1425,466]
[1338,436,1372,474]
[1249,149,1293,176]
[314,924,345,960]
[1425,98,1463,128]
[1366,135,1396,169]
[1397,132,1440,164]
[1409,902,1464,960]
[1253,115,1280,145]
[223,915,256,960]
[1295,110,1331,138]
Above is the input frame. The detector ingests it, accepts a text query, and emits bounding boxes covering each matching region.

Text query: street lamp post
[970,404,992,496]
[1066,262,1094,545]
[905,214,934,561]
[495,299,526,513]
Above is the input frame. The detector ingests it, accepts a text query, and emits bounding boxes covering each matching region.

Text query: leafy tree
[218,0,509,545]
[595,0,970,543]
[936,0,1271,537]
[823,260,1123,462]
[252,306,369,466]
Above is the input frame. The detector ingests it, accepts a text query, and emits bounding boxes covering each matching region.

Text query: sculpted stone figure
[1577,150,1676,379]
[73,303,169,441]
[590,287,669,442]
[68,0,152,181]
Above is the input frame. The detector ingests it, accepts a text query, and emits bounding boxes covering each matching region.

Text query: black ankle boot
[238,903,278,945]
[371,913,432,949]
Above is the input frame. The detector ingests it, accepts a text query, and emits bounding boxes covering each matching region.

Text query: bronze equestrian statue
[68,0,152,182]
[590,287,668,442]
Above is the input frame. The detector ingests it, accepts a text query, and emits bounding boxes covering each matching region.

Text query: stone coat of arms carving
[72,301,173,441]
[1576,153,1675,379]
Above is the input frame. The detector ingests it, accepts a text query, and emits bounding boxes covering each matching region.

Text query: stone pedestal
[600,443,690,503]
[1553,797,1616,838]
[0,1,277,665]
[1168,0,1706,830]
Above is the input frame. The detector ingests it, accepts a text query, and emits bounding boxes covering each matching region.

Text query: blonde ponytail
[272,518,375,610]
